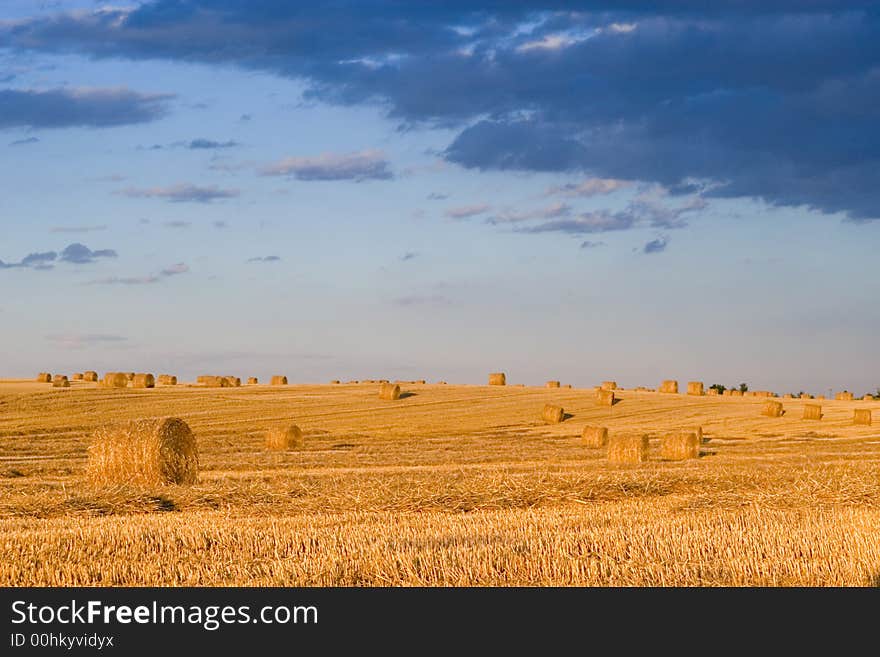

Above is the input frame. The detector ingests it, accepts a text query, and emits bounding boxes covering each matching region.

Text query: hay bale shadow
[562,412,574,421]
[611,397,622,406]
[399,391,418,399]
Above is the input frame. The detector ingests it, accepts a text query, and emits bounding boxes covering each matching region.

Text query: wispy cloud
[546,178,630,198]
[260,150,392,181]
[427,192,449,200]
[141,138,240,151]
[515,211,636,235]
[50,225,107,234]
[445,204,490,219]
[9,136,39,146]
[86,262,190,285]
[580,240,606,249]
[392,294,451,307]
[121,184,240,203]
[487,202,571,224]
[163,220,191,229]
[246,255,281,263]
[400,252,418,261]
[160,263,189,276]
[45,333,128,349]
[643,236,669,254]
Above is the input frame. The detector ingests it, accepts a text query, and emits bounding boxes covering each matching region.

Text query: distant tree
[709,384,726,394]
[738,383,749,393]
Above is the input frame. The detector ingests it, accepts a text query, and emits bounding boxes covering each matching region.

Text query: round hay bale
[862,394,874,401]
[816,395,826,400]
[488,372,506,386]
[271,375,288,386]
[601,381,617,391]
[72,373,84,381]
[102,372,128,388]
[730,389,743,397]
[36,372,52,383]
[783,393,793,399]
[330,379,340,384]
[266,424,304,451]
[582,425,608,448]
[87,417,198,486]
[247,377,259,385]
[436,380,447,385]
[800,393,812,399]
[131,373,155,388]
[596,389,615,407]
[853,409,872,426]
[659,380,679,394]
[125,372,135,381]
[608,434,649,465]
[83,371,99,382]
[803,404,822,421]
[707,388,719,396]
[761,400,784,417]
[225,376,242,387]
[562,383,572,389]
[546,380,560,389]
[835,391,854,401]
[541,404,564,423]
[202,375,230,388]
[52,376,70,388]
[686,381,704,396]
[379,382,401,400]
[158,374,177,386]
[196,375,208,384]
[661,432,699,460]
[722,389,733,396]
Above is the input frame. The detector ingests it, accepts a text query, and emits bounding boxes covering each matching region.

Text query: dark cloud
[9,136,39,146]
[400,251,418,261]
[0,87,172,129]
[580,240,606,249]
[247,255,281,263]
[260,150,392,181]
[121,183,240,203]
[187,138,238,149]
[59,243,117,264]
[20,251,57,268]
[643,236,669,254]
[2,3,878,219]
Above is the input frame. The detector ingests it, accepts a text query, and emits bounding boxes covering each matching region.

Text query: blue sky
[1,1,878,394]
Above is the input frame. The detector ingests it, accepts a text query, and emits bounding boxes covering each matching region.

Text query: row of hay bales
[584,425,702,463]
[760,400,871,425]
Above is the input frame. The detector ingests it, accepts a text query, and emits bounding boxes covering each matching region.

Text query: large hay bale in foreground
[102,372,128,388]
[607,434,649,465]
[52,376,70,388]
[541,404,564,423]
[835,391,854,401]
[762,400,784,417]
[582,425,608,448]
[853,409,872,426]
[271,375,288,386]
[803,404,822,421]
[72,373,84,381]
[265,424,304,451]
[379,382,401,400]
[687,381,704,396]
[131,373,155,388]
[546,380,560,389]
[87,417,198,486]
[248,377,259,385]
[601,381,617,391]
[487,372,506,386]
[661,431,699,460]
[36,372,52,383]
[659,380,679,394]
[596,389,615,407]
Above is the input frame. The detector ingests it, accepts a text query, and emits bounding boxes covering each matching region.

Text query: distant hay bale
[803,404,822,421]
[196,375,208,384]
[416,379,426,385]
[489,372,507,386]
[783,393,793,399]
[562,384,572,389]
[131,373,155,389]
[607,434,649,465]
[87,417,198,486]
[816,395,826,400]
[862,394,874,401]
[265,424,304,451]
[72,373,84,381]
[853,409,872,426]
[661,431,699,460]
[329,379,340,384]
[52,376,70,388]
[514,384,525,387]
[102,372,128,388]
[83,371,98,382]
[541,404,564,423]
[596,389,615,407]
[800,393,812,399]
[437,380,447,385]
[730,389,743,397]
[348,380,360,384]
[202,375,230,388]
[36,372,52,383]
[379,382,401,400]
[601,381,618,391]
[582,425,608,448]
[270,375,288,386]
[225,376,242,387]
[248,377,259,385]
[835,391,854,401]
[761,400,784,417]
[125,372,135,381]
[546,380,560,388]
[722,389,732,396]
[157,375,177,386]
[659,380,679,394]
[687,381,704,396]
[753,390,773,398]
[707,388,719,396]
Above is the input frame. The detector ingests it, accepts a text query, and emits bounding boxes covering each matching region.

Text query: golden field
[1,379,879,586]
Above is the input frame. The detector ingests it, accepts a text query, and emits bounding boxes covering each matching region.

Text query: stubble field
[2,379,879,586]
